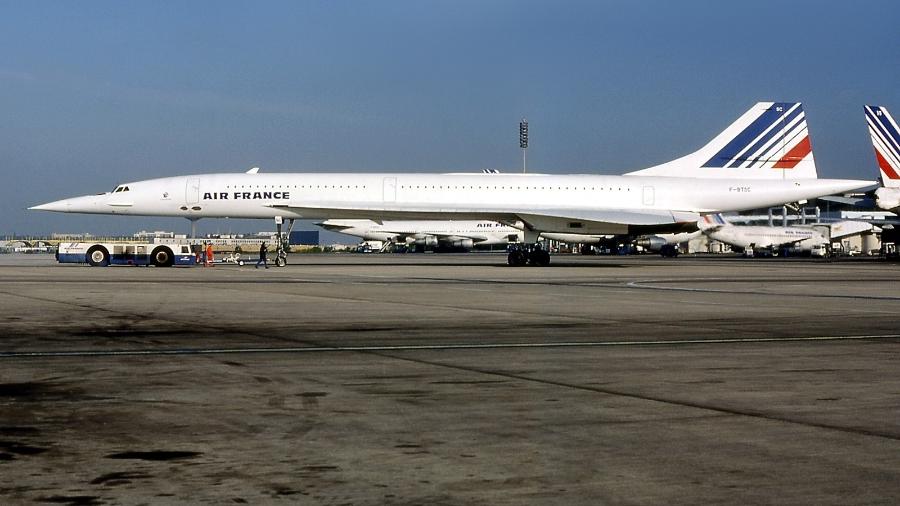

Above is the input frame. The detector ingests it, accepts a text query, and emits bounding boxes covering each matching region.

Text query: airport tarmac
[1,253,898,505]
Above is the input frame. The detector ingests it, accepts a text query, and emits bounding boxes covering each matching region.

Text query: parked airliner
[867,105,900,213]
[31,102,872,266]
[319,219,611,252]
[319,219,520,251]
[698,214,873,256]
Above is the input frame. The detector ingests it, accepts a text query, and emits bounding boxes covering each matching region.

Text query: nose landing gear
[273,216,295,267]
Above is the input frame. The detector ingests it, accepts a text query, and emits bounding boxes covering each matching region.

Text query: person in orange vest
[205,243,214,267]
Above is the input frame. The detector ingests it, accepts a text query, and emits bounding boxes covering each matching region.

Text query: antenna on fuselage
[246,167,260,174]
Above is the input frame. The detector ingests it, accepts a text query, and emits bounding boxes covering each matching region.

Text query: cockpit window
[112,185,130,193]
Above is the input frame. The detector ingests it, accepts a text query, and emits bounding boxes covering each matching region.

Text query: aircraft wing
[771,237,813,247]
[268,202,699,235]
[817,195,876,208]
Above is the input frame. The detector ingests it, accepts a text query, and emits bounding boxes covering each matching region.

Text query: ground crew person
[256,242,269,269]
[205,243,214,267]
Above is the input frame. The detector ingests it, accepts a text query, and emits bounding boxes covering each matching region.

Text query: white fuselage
[32,172,873,236]
[704,225,826,251]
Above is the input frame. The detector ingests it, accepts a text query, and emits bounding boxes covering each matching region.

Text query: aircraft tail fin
[697,213,729,231]
[865,105,900,188]
[626,102,817,179]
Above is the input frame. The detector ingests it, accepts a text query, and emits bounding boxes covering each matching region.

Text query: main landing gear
[507,243,550,267]
[273,216,295,267]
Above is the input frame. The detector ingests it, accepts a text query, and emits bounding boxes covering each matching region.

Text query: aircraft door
[383,177,397,202]
[186,177,200,204]
[642,186,655,206]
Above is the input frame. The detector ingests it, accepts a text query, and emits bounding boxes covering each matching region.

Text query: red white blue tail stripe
[624,101,818,179]
[703,102,812,169]
[865,105,900,185]
[697,213,729,231]
[702,213,728,225]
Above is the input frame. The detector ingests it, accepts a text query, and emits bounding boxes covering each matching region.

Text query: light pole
[519,119,528,173]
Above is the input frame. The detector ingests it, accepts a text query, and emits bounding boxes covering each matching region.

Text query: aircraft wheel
[275,256,287,267]
[660,244,679,258]
[529,249,551,266]
[507,250,527,267]
[540,250,551,266]
[87,246,110,267]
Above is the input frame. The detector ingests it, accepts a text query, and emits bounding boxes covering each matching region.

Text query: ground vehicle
[809,244,828,258]
[221,251,245,265]
[56,242,195,267]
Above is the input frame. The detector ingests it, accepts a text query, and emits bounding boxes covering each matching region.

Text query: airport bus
[56,242,195,267]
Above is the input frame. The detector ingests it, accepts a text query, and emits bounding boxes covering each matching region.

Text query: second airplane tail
[697,213,729,231]
[627,102,818,179]
[865,105,900,188]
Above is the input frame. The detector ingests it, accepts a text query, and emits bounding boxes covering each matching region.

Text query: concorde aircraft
[697,214,873,257]
[30,102,873,266]
[867,105,900,213]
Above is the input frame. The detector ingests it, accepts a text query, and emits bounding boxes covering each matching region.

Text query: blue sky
[2,0,898,237]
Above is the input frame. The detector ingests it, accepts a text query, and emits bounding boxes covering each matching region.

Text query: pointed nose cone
[29,199,71,212]
[28,195,101,213]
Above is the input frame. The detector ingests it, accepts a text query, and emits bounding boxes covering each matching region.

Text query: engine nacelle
[447,238,474,250]
[635,235,667,252]
[875,187,900,212]
[413,236,438,248]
